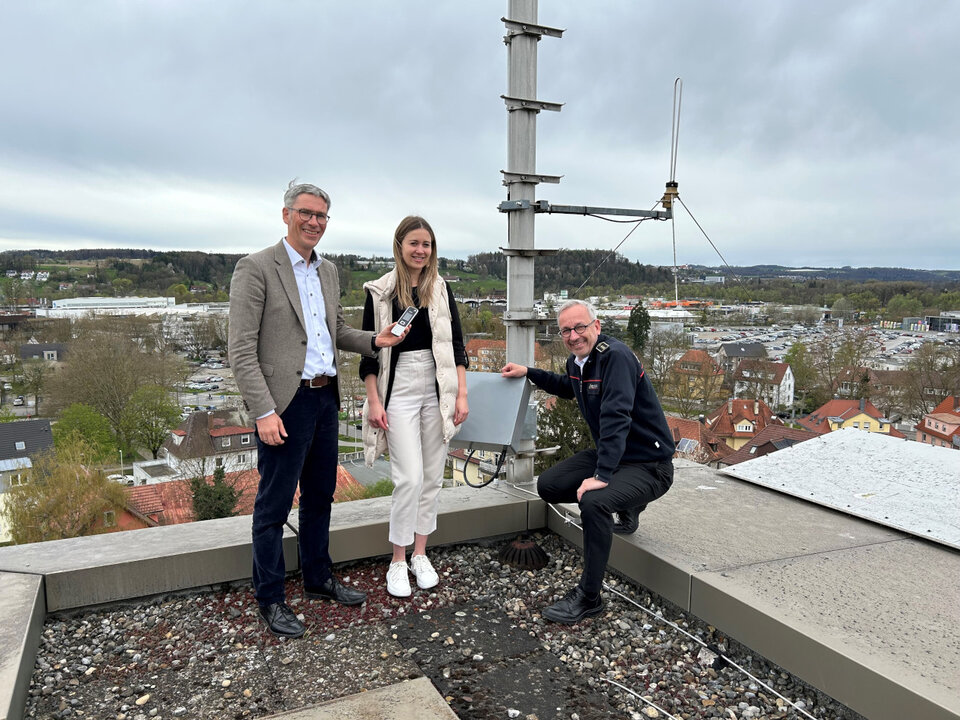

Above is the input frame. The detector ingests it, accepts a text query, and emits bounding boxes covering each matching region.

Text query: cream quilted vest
[361,269,461,466]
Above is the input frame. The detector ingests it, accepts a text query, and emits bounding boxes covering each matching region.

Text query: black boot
[542,586,604,624]
[613,503,646,534]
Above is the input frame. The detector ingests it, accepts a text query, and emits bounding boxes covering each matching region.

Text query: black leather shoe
[304,576,366,606]
[542,586,604,625]
[613,503,647,534]
[259,602,305,638]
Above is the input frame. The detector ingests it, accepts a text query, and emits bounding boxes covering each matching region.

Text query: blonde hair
[392,216,439,309]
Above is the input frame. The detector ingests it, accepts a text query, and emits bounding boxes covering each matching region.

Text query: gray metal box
[449,371,537,453]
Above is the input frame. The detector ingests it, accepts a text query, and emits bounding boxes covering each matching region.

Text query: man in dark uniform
[501,299,675,624]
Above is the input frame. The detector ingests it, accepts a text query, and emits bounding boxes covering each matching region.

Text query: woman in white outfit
[360,216,469,597]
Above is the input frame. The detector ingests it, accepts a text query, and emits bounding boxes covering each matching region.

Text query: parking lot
[175,357,239,418]
[691,323,955,369]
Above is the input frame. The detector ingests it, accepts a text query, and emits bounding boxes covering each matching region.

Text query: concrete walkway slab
[262,677,457,720]
[546,460,960,720]
[0,571,44,720]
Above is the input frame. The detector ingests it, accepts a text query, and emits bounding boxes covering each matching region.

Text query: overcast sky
[1,1,958,271]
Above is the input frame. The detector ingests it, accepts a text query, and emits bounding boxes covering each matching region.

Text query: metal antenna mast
[501,0,562,486]
[500,2,672,486]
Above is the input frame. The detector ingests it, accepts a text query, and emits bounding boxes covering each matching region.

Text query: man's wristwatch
[371,335,379,353]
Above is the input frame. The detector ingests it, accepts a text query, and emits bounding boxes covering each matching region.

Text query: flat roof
[720,427,960,549]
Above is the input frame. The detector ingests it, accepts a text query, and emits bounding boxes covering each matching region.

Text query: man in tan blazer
[229,181,406,638]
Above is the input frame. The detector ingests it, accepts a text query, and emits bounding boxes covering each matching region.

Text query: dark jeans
[252,384,339,606]
[537,449,674,595]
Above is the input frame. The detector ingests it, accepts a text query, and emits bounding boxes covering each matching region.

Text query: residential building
[732,359,795,411]
[19,342,67,362]
[664,416,733,467]
[0,419,54,544]
[668,349,726,414]
[915,396,960,450]
[447,447,503,487]
[798,398,904,437]
[118,466,364,529]
[465,338,545,373]
[714,341,767,375]
[158,409,257,480]
[703,398,784,451]
[717,425,817,467]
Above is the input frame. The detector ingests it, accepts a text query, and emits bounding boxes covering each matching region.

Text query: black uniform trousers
[537,449,674,595]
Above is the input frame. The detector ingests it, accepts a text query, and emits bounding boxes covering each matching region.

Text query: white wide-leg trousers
[386,350,448,547]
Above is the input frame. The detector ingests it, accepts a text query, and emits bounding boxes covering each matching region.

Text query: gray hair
[283,180,331,210]
[557,299,597,321]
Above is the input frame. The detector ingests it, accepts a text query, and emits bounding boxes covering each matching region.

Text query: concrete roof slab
[721,428,960,549]
[0,571,44,720]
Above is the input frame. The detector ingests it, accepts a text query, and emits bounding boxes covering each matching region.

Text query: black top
[359,284,468,407]
[525,333,675,483]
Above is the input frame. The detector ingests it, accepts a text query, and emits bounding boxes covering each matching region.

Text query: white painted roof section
[720,428,960,550]
[0,457,31,472]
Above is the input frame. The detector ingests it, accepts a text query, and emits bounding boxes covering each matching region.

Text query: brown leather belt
[301,375,333,388]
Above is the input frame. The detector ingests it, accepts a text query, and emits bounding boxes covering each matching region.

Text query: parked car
[12,395,24,406]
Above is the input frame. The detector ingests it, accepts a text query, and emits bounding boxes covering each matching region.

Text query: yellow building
[798,398,905,437]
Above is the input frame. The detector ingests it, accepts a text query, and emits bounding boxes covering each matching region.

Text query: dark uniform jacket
[526,333,675,484]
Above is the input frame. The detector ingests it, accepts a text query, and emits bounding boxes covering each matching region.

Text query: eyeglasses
[292,208,330,223]
[558,323,593,338]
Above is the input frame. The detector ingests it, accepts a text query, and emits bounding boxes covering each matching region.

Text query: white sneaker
[386,561,411,597]
[409,554,439,590]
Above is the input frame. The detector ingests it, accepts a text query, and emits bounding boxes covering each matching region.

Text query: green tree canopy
[1,434,128,544]
[121,385,181,459]
[626,304,652,355]
[54,403,117,462]
[884,294,923,321]
[190,466,240,521]
[533,396,591,475]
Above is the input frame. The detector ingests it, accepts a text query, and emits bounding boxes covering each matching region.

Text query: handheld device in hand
[391,306,419,336]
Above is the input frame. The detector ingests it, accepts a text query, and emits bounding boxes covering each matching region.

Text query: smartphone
[391,306,419,336]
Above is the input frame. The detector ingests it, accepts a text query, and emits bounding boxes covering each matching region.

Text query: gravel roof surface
[25,533,863,720]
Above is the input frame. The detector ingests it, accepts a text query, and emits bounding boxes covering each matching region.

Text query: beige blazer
[228,240,373,418]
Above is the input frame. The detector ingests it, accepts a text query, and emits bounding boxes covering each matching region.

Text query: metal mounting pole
[502,0,563,486]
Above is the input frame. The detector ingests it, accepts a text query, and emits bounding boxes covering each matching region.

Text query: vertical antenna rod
[501,1,563,485]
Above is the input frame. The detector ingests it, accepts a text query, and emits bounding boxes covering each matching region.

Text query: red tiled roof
[703,398,783,439]
[122,466,361,526]
[209,426,253,438]
[125,485,164,516]
[718,425,817,466]
[674,350,723,375]
[930,396,960,416]
[798,398,885,435]
[664,416,733,463]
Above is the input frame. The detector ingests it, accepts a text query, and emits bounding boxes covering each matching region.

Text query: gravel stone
[23,534,864,720]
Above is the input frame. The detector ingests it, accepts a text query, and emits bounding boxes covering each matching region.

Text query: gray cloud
[1,1,957,270]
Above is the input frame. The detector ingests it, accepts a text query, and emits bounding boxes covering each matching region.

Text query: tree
[47,319,184,442]
[899,343,951,422]
[190,466,240,521]
[54,404,117,462]
[1,434,128,544]
[626,304,651,355]
[533,396,591,475]
[885,294,923,321]
[783,340,819,414]
[600,317,625,341]
[642,327,690,396]
[121,385,181,458]
[666,354,726,418]
[19,359,51,416]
